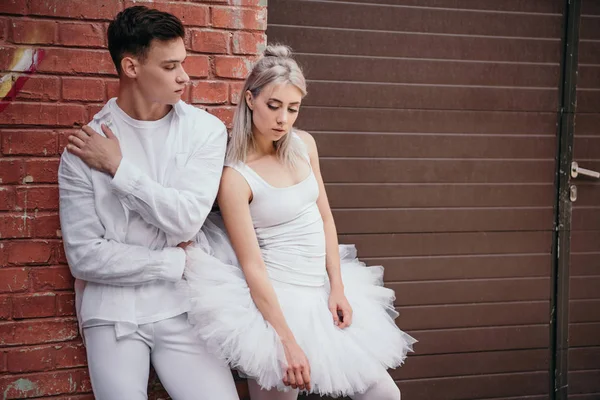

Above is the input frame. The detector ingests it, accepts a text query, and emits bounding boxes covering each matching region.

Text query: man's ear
[121,56,138,79]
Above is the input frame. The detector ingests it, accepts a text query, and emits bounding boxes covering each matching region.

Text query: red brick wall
[0,1,266,398]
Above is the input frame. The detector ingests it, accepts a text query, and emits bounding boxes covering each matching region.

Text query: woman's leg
[350,372,400,400]
[248,379,299,400]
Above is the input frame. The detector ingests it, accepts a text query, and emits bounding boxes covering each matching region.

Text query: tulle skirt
[180,216,416,397]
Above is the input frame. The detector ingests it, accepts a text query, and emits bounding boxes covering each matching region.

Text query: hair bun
[263,44,292,59]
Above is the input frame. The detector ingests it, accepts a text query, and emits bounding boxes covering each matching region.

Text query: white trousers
[83,313,240,400]
[247,372,400,400]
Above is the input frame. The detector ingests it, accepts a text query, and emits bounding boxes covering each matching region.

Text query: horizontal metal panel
[570,347,600,370]
[342,231,552,257]
[314,133,556,158]
[304,81,558,111]
[268,25,561,62]
[391,349,548,380]
[570,300,600,323]
[316,0,563,13]
[571,253,600,276]
[398,372,549,400]
[569,322,600,347]
[574,113,600,136]
[391,278,550,306]
[326,184,555,208]
[321,159,555,183]
[268,1,562,38]
[580,16,600,40]
[578,66,600,89]
[572,231,600,253]
[398,301,549,330]
[579,40,600,64]
[569,277,600,300]
[569,370,600,394]
[333,208,554,233]
[295,54,560,86]
[298,107,557,134]
[409,325,549,354]
[376,254,551,281]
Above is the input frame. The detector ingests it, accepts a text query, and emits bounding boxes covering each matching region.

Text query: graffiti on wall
[0,48,46,113]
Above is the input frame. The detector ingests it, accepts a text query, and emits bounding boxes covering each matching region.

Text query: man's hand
[67,124,122,176]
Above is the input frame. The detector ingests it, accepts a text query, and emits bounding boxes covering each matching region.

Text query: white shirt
[58,98,227,338]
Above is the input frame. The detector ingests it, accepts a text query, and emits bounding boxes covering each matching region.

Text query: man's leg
[151,314,240,400]
[84,325,151,400]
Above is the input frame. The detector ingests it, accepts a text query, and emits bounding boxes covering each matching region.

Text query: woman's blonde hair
[226,44,307,167]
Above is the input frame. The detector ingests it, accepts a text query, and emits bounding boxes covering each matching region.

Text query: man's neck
[116,84,173,121]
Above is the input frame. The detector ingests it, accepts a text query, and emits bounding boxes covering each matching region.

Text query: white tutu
[180,216,416,397]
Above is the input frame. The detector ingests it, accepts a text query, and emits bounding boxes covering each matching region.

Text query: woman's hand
[177,241,193,250]
[281,339,311,391]
[328,288,353,329]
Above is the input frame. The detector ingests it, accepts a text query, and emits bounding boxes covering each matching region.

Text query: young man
[58,6,239,399]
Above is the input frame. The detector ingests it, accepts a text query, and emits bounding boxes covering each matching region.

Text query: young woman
[181,45,416,400]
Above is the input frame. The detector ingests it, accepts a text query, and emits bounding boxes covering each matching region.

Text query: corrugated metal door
[568,0,600,398]
[266,1,563,399]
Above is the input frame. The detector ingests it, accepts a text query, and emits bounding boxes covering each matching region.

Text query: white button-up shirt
[58,98,226,338]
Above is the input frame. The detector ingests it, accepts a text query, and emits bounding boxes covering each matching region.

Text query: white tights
[247,373,400,400]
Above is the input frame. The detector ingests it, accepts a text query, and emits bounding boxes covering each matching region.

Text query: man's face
[134,37,189,105]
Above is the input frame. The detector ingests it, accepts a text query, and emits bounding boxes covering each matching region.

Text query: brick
[124,1,209,27]
[0,159,25,184]
[58,22,106,48]
[7,240,53,265]
[0,351,6,372]
[56,293,75,317]
[30,266,74,291]
[232,31,266,55]
[32,213,61,239]
[229,81,244,104]
[207,106,235,129]
[191,80,228,104]
[55,342,87,368]
[0,318,78,346]
[15,186,59,211]
[14,76,60,102]
[0,368,90,398]
[106,79,119,99]
[215,56,253,79]
[0,296,11,320]
[7,346,54,373]
[228,0,267,5]
[62,78,105,102]
[38,48,115,75]
[0,103,87,127]
[0,268,29,293]
[0,18,8,41]
[211,7,266,30]
[0,186,16,211]
[13,292,56,319]
[0,213,33,238]
[190,29,229,54]
[10,19,57,45]
[2,130,59,156]
[24,158,60,184]
[29,0,122,20]
[184,54,210,78]
[53,241,68,264]
[0,0,27,15]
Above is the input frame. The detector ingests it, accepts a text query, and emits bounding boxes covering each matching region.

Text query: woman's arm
[297,131,353,328]
[217,167,310,389]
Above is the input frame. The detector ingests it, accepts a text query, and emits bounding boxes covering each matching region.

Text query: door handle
[571,161,600,179]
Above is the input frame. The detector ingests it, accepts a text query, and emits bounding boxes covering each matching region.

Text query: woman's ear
[245,90,254,111]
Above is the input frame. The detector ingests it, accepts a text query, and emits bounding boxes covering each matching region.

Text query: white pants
[83,313,239,400]
[247,372,400,400]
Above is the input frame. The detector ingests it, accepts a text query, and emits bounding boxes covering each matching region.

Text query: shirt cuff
[111,157,142,196]
[157,247,186,282]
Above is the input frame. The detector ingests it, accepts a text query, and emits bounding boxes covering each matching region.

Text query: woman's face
[246,82,303,142]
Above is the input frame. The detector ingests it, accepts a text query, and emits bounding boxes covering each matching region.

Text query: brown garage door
[568,0,600,398]
[267,1,564,399]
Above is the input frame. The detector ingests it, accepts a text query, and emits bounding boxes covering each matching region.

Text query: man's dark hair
[108,6,185,75]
